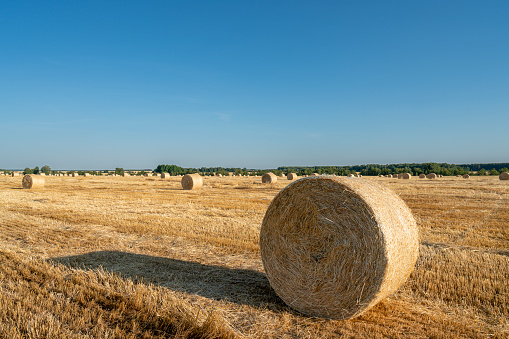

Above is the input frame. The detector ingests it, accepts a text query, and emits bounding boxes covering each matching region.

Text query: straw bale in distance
[347,174,354,177]
[287,173,298,180]
[499,172,509,180]
[181,173,203,190]
[311,173,319,176]
[161,172,170,180]
[72,173,79,177]
[402,173,412,179]
[426,173,437,179]
[279,173,286,178]
[260,176,419,320]
[397,174,403,179]
[419,174,426,179]
[463,174,470,179]
[22,174,45,189]
[392,174,398,178]
[262,172,277,184]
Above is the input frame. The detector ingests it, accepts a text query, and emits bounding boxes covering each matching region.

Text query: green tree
[24,167,33,174]
[41,165,51,175]
[33,166,40,174]
[115,168,124,176]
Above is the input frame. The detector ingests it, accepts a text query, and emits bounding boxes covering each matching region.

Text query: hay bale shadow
[50,251,286,310]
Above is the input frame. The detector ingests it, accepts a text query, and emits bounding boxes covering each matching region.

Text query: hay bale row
[262,172,277,184]
[22,174,45,189]
[260,176,419,320]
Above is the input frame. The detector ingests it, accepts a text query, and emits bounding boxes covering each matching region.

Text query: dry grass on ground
[0,175,508,338]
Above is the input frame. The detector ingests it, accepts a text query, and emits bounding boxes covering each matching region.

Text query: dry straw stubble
[181,173,203,190]
[22,174,45,189]
[262,172,277,184]
[259,176,419,320]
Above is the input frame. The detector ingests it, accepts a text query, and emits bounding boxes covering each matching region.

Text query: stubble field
[0,174,508,338]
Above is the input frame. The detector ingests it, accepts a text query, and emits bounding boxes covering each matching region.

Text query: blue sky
[1,1,508,170]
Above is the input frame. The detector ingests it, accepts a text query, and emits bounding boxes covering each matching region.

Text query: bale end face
[499,172,509,180]
[260,176,419,320]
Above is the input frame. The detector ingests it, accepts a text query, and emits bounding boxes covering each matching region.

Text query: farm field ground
[0,175,508,338]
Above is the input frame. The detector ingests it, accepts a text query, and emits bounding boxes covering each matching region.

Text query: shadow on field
[50,251,286,310]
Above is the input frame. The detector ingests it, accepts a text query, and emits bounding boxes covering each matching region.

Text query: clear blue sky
[1,1,508,170]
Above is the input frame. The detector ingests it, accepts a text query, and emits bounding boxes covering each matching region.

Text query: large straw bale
[287,173,298,180]
[426,173,437,179]
[262,172,277,184]
[181,173,203,190]
[22,174,45,189]
[500,172,509,180]
[463,174,470,179]
[402,173,412,179]
[260,176,419,320]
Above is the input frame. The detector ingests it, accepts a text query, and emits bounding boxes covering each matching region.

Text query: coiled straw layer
[260,176,419,320]
[262,173,277,184]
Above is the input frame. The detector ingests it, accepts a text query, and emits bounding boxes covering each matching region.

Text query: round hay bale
[287,173,298,180]
[347,174,354,177]
[22,174,45,189]
[426,173,437,179]
[122,173,130,177]
[279,173,286,178]
[397,174,403,179]
[402,173,411,179]
[463,174,470,179]
[260,176,419,320]
[262,172,277,184]
[311,173,320,177]
[419,174,426,179]
[499,172,509,180]
[181,173,203,190]
[392,174,398,178]
[84,173,91,177]
[161,172,170,180]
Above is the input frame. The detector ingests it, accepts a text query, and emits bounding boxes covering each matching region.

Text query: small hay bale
[426,173,437,179]
[161,172,170,180]
[287,173,298,180]
[463,174,470,179]
[84,173,91,177]
[419,174,426,179]
[392,174,398,178]
[262,172,277,184]
[22,174,45,189]
[311,173,320,177]
[122,173,130,177]
[144,173,149,177]
[397,174,403,179]
[279,173,286,178]
[72,173,79,177]
[402,173,411,179]
[260,176,419,320]
[347,174,354,177]
[499,172,509,180]
[181,173,203,190]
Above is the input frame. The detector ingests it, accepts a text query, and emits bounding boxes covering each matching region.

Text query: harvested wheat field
[0,175,508,338]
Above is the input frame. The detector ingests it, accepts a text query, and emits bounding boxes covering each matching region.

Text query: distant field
[0,175,508,338]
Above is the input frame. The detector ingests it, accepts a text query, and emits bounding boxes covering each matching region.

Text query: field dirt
[0,175,508,338]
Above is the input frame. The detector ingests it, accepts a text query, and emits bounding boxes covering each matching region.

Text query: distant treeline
[154,162,509,177]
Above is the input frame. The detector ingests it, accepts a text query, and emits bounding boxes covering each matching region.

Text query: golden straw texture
[287,173,298,180]
[181,173,203,190]
[499,172,509,180]
[426,173,437,179]
[22,174,45,189]
[260,176,419,320]
[402,173,412,179]
[161,173,170,180]
[262,173,277,184]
